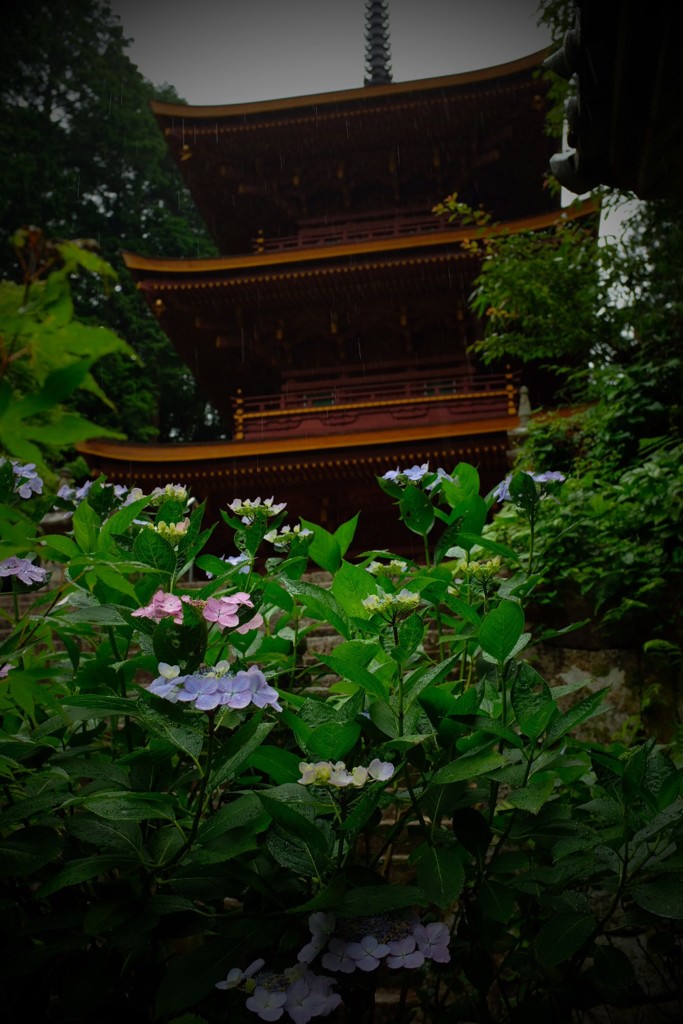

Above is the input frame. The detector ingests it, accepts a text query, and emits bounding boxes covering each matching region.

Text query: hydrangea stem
[391,618,405,738]
[422,534,431,569]
[166,714,215,868]
[107,626,133,753]
[527,509,537,576]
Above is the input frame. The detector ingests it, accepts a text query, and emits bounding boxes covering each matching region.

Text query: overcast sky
[110,0,552,106]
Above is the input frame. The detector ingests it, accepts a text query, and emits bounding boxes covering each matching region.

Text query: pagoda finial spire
[364,0,392,86]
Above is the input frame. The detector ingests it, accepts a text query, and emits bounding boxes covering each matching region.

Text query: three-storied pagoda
[82,2,564,554]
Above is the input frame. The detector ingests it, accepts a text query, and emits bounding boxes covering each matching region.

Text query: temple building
[81,3,567,555]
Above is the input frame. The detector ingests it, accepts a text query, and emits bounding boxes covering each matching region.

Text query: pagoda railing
[232,369,519,441]
[252,208,452,253]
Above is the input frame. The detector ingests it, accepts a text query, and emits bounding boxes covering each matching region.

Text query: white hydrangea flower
[147,517,190,544]
[297,759,395,790]
[362,588,420,618]
[228,496,287,523]
[122,486,145,505]
[150,483,188,503]
[347,766,369,787]
[385,935,425,969]
[381,463,429,486]
[246,986,287,1021]
[367,758,395,782]
[264,523,313,547]
[297,913,336,965]
[345,935,390,972]
[216,958,265,991]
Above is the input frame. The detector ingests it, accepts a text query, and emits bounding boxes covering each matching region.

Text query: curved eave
[123,199,598,277]
[78,416,518,465]
[149,50,550,123]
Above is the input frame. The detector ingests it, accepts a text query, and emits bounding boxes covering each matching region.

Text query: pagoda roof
[123,204,590,279]
[78,419,515,555]
[125,232,480,408]
[150,51,549,123]
[150,51,555,254]
[79,415,515,468]
[123,201,596,415]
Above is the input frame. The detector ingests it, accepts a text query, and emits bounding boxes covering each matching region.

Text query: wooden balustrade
[252,209,452,253]
[232,370,518,441]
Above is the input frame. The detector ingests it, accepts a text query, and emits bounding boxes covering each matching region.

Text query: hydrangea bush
[0,457,681,1023]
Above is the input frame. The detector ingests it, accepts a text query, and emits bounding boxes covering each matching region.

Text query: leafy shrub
[0,459,681,1024]
[0,227,130,478]
[432,193,616,369]
[487,352,683,646]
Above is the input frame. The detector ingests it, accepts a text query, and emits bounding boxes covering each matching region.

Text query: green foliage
[434,187,683,381]
[1,456,681,1024]
[0,228,131,476]
[483,197,683,642]
[434,193,617,367]
[443,131,683,657]
[490,427,683,647]
[0,0,221,443]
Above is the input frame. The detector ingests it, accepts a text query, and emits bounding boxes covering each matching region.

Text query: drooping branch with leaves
[0,226,131,479]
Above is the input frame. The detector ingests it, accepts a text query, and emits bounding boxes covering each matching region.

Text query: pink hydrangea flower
[203,596,241,628]
[131,589,184,624]
[202,593,264,633]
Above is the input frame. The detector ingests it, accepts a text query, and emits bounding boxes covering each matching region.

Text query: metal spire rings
[364,0,392,85]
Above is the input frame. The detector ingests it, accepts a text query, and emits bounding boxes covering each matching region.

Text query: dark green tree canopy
[0,0,221,443]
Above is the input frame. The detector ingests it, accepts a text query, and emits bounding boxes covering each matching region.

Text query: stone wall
[528,643,681,744]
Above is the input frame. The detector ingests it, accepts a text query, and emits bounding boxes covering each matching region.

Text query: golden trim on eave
[134,253,470,293]
[166,83,538,138]
[82,443,508,484]
[149,50,550,121]
[78,417,518,464]
[123,199,598,276]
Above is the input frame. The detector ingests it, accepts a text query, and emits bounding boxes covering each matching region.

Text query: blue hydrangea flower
[0,556,48,586]
[148,662,281,713]
[1,459,43,499]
